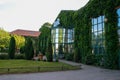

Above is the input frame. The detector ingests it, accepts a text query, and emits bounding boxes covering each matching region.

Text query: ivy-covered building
[52,0,120,69]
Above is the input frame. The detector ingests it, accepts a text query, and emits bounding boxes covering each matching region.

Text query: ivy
[54,0,120,69]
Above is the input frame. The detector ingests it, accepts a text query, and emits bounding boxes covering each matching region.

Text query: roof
[10,29,40,37]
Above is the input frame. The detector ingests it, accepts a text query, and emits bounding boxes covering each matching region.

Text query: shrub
[20,46,25,54]
[85,54,96,65]
[15,54,25,59]
[65,53,74,61]
[46,36,53,62]
[8,37,16,59]
[74,48,81,62]
[94,54,104,66]
[0,54,8,59]
[24,38,34,60]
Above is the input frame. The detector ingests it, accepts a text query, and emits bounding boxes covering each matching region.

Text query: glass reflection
[98,24,102,31]
[94,25,97,32]
[117,8,120,17]
[91,15,105,54]
[93,18,97,25]
[98,16,102,23]
[118,18,120,27]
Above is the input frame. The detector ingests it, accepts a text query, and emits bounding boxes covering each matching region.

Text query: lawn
[0,60,80,74]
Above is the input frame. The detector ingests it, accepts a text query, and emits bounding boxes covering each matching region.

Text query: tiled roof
[10,29,40,37]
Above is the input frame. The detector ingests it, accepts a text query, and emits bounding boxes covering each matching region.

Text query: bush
[0,47,9,53]
[65,53,74,61]
[8,37,16,59]
[24,38,34,60]
[20,46,25,54]
[0,54,8,59]
[15,54,25,59]
[85,54,95,65]
[94,54,104,66]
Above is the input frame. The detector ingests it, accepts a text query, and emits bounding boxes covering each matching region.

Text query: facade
[51,18,74,60]
[52,0,120,69]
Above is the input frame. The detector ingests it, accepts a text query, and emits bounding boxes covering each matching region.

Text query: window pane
[102,22,104,29]
[92,26,94,32]
[94,32,97,39]
[98,16,102,23]
[98,23,102,31]
[56,33,59,38]
[93,18,97,24]
[118,18,120,27]
[118,29,120,37]
[55,39,58,43]
[94,25,97,32]
[92,33,95,40]
[117,8,120,17]
[98,31,102,39]
[63,29,65,34]
[56,29,59,34]
[92,19,94,25]
[102,16,105,22]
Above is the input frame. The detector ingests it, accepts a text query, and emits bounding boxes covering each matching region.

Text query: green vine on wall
[54,0,120,69]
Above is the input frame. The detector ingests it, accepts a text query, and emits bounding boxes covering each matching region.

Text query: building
[10,29,40,38]
[51,18,74,60]
[10,29,40,53]
[52,0,120,69]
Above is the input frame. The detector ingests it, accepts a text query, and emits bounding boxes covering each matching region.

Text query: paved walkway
[59,59,81,66]
[0,60,120,80]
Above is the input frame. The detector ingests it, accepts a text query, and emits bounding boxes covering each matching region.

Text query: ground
[0,61,120,80]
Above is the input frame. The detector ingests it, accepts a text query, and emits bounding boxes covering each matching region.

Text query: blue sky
[0,0,89,32]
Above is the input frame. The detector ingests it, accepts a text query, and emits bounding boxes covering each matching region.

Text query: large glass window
[117,8,120,42]
[51,28,74,44]
[92,16,105,54]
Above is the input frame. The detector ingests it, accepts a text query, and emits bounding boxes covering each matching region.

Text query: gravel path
[0,63,120,80]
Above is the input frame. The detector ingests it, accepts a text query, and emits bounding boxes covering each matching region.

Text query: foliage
[85,54,95,65]
[24,37,34,60]
[46,32,53,62]
[39,22,52,55]
[55,0,120,69]
[8,37,16,59]
[20,46,25,54]
[0,54,8,59]
[65,53,74,61]
[0,28,10,49]
[13,34,25,49]
[0,28,25,53]
[94,54,104,66]
[74,48,81,62]
[14,54,25,59]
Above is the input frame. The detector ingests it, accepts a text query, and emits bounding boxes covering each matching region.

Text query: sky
[0,0,89,32]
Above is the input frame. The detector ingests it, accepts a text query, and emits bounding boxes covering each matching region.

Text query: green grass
[0,60,80,74]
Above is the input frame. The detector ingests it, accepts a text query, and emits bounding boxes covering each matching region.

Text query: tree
[46,36,53,62]
[25,37,34,60]
[13,34,25,49]
[0,28,10,50]
[38,22,52,55]
[8,36,16,59]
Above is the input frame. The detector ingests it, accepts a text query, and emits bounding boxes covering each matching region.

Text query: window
[92,16,105,54]
[117,8,120,42]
